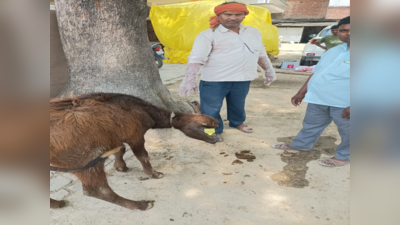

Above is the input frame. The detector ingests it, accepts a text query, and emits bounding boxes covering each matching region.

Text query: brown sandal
[236,124,253,133]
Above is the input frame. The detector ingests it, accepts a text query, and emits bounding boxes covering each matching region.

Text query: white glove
[264,69,277,86]
[258,56,277,86]
[179,63,202,97]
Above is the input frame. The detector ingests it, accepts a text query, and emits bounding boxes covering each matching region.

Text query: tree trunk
[54,0,191,112]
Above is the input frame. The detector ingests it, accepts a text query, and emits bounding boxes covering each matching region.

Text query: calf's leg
[50,198,65,209]
[127,139,164,179]
[113,146,128,172]
[73,162,154,211]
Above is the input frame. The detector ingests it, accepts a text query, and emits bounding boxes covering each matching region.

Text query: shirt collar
[218,24,247,33]
[340,43,350,51]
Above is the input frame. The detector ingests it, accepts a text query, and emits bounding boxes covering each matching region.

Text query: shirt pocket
[251,47,260,55]
[242,41,260,55]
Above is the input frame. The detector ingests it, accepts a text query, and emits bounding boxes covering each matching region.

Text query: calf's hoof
[151,171,164,179]
[132,200,155,211]
[115,166,129,172]
[50,199,66,209]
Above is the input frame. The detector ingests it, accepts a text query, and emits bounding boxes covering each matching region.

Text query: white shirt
[188,24,267,81]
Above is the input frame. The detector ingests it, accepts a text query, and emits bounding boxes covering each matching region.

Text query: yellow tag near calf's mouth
[204,128,216,136]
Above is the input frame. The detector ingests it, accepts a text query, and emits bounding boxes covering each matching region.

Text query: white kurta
[188,24,267,82]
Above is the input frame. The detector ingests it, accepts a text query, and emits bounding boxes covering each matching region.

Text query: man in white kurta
[179,2,276,142]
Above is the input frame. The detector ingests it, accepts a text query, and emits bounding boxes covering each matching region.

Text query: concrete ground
[50,45,350,225]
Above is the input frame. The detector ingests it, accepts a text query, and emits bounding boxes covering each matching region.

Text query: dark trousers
[199,80,251,134]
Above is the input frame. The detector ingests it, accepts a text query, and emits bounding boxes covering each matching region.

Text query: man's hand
[264,70,277,86]
[258,57,277,86]
[291,74,313,106]
[179,63,202,97]
[179,82,199,97]
[342,106,350,119]
[315,43,327,50]
[291,92,306,106]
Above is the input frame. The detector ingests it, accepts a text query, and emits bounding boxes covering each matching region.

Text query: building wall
[326,7,350,19]
[278,0,330,20]
[278,27,304,43]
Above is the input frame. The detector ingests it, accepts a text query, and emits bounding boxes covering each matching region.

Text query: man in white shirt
[179,1,276,142]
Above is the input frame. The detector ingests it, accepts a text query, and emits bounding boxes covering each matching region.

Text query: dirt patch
[138,177,149,181]
[270,136,337,188]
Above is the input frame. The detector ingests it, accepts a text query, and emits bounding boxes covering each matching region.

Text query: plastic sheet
[150,0,279,64]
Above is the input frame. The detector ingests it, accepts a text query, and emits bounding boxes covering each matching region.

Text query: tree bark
[54,0,191,112]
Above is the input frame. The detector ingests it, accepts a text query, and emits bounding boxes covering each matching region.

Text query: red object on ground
[295,65,316,72]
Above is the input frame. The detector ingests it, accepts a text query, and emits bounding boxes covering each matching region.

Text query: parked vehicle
[152,44,167,68]
[300,25,335,66]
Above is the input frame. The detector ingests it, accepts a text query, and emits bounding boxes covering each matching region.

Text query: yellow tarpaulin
[150,0,280,64]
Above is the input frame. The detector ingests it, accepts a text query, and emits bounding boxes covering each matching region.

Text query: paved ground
[50,45,349,225]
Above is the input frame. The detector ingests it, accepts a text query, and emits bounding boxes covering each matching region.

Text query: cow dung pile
[235,150,256,162]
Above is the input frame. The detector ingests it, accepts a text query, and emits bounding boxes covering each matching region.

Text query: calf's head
[172,113,219,144]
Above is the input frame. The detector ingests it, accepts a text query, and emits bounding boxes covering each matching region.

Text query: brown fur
[50,93,218,210]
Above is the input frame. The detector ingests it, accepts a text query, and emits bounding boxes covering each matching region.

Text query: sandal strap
[320,158,349,167]
[237,124,253,130]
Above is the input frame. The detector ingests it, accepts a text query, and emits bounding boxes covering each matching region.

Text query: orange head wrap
[209,3,249,29]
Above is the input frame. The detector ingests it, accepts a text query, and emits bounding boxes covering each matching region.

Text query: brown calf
[50,93,218,210]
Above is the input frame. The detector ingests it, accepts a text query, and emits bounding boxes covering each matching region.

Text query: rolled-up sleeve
[315,37,325,44]
[188,32,212,64]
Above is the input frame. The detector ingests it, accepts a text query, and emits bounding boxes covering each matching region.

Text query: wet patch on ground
[270,136,337,188]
